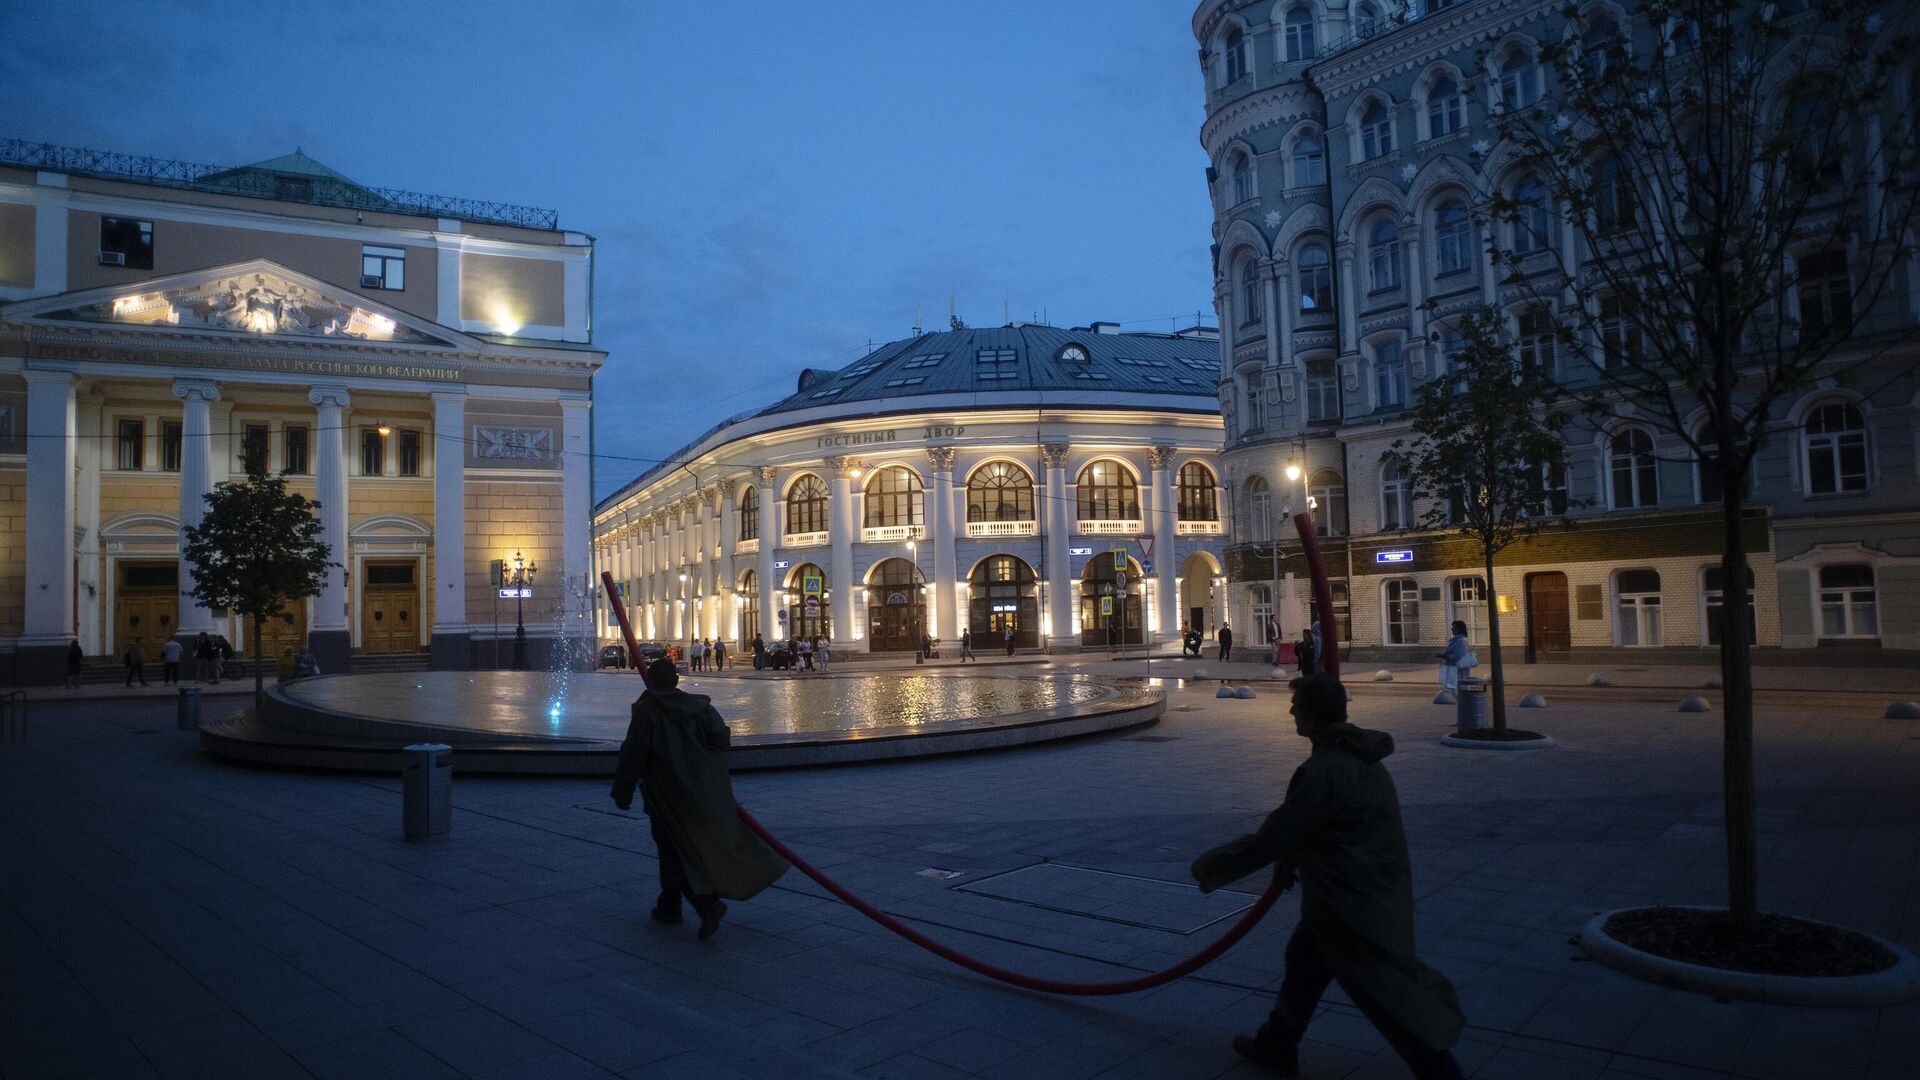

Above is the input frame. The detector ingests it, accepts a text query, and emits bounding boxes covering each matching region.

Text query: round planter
[1440,732,1553,750]
[1579,906,1920,1006]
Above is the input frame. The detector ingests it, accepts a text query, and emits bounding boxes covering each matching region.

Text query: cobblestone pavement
[2,673,1917,1079]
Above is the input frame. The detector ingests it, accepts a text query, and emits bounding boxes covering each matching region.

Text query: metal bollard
[176,687,201,731]
[1455,677,1488,732]
[1,691,26,743]
[402,743,453,842]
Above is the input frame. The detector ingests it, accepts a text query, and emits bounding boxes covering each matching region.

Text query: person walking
[713,639,728,671]
[611,658,788,941]
[798,636,814,671]
[1192,673,1466,1079]
[1266,616,1281,649]
[66,639,84,689]
[959,628,976,663]
[217,636,235,681]
[1296,627,1318,678]
[751,632,766,671]
[1217,622,1233,662]
[161,638,182,686]
[193,633,212,684]
[1003,625,1015,657]
[122,642,148,688]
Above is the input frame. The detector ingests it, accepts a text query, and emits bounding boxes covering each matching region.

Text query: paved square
[3,666,1917,1079]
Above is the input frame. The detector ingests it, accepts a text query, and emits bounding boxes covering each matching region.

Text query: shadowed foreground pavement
[2,677,1916,1079]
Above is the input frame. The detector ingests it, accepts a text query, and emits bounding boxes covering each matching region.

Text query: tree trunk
[1485,542,1507,735]
[252,617,265,714]
[1719,491,1757,931]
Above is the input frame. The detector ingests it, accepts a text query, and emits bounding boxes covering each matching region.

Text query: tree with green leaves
[1394,306,1576,737]
[181,448,334,710]
[1479,0,1918,929]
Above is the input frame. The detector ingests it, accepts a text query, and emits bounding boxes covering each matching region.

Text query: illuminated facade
[0,142,603,683]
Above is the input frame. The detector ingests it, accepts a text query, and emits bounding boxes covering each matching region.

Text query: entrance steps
[347,652,431,675]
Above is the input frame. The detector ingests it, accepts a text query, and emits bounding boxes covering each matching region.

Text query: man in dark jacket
[1192,673,1465,1079]
[1217,622,1233,661]
[611,658,787,940]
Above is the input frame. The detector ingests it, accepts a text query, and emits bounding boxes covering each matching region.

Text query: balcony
[1177,520,1224,536]
[966,519,1038,539]
[783,530,829,548]
[861,524,926,543]
[1077,519,1144,537]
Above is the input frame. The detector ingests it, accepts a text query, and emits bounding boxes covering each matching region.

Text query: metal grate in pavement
[955,861,1256,933]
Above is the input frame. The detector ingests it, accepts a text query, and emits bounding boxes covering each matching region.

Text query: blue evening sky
[1,1,1216,500]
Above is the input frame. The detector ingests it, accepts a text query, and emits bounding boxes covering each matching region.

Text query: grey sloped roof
[757,324,1221,416]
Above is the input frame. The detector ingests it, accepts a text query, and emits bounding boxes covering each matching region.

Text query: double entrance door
[115,561,179,662]
[360,561,419,655]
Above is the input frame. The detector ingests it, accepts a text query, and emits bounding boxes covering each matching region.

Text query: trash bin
[1455,677,1487,732]
[402,743,453,842]
[176,687,201,731]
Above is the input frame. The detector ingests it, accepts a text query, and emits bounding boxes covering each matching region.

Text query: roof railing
[1321,0,1469,59]
[0,138,559,230]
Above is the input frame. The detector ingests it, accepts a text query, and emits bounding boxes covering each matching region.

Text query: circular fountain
[200,669,1165,774]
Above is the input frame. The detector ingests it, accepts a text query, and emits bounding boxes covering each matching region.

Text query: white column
[1041,443,1074,646]
[560,399,592,634]
[1149,447,1179,644]
[308,386,351,637]
[667,506,683,641]
[826,456,858,642]
[75,391,103,653]
[21,371,77,653]
[756,466,779,641]
[431,392,467,646]
[173,379,221,638]
[926,447,959,641]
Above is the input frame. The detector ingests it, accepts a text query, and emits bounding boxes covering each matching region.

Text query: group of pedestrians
[114,633,232,688]
[686,637,728,672]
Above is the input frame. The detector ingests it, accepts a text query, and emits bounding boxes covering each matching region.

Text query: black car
[632,641,670,664]
[598,644,627,669]
[767,640,795,670]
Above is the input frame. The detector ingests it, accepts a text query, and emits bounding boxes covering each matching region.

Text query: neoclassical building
[1,141,602,683]
[593,323,1229,653]
[1193,0,1919,659]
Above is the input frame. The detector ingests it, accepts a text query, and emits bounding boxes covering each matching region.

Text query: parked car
[767,640,795,670]
[632,641,670,665]
[598,644,627,669]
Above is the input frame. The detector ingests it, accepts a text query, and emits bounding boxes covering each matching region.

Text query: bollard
[1215,686,1237,698]
[1234,686,1256,700]
[1433,690,1456,706]
[1,691,25,743]
[1678,696,1711,713]
[402,743,453,842]
[1455,677,1488,732]
[175,687,201,732]
[1887,702,1920,720]
[1518,692,1547,708]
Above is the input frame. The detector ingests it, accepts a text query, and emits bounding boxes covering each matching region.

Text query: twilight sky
[1,1,1217,500]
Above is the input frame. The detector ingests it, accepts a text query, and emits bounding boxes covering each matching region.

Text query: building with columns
[0,140,603,684]
[593,323,1230,654]
[1192,0,1919,660]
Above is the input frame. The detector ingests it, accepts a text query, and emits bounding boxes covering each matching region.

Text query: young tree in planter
[182,447,334,710]
[1394,305,1576,737]
[1482,0,1918,927]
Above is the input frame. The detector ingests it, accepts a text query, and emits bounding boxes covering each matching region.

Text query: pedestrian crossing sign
[1113,546,1127,570]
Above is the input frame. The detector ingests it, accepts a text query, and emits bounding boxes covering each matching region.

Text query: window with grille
[1224,26,1248,82]
[863,466,924,527]
[901,353,946,369]
[1177,462,1218,521]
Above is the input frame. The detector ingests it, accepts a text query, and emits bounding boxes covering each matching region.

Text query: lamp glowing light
[1284,462,1302,482]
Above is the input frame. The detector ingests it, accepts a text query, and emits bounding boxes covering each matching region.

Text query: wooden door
[252,598,307,662]
[1526,572,1571,662]
[116,562,179,661]
[361,590,417,654]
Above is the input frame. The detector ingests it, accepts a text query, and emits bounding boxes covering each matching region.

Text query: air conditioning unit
[98,251,127,266]
[361,274,383,289]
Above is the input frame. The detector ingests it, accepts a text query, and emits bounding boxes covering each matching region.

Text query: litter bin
[176,687,201,731]
[1455,677,1487,732]
[402,743,453,842]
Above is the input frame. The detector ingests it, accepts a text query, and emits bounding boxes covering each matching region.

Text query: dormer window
[1058,343,1091,363]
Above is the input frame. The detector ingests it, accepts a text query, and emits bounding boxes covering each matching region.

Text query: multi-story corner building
[1192,0,1919,661]
[0,140,603,684]
[592,323,1228,654]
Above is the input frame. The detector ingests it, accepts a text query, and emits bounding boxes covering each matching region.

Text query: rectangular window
[116,418,144,470]
[1384,578,1421,644]
[1373,342,1407,408]
[240,423,269,471]
[398,429,421,476]
[361,245,406,291]
[1070,370,1110,381]
[901,353,946,369]
[1305,365,1340,422]
[99,217,154,269]
[1796,251,1851,339]
[1243,376,1266,432]
[1517,310,1557,376]
[1448,576,1489,646]
[283,426,309,475]
[1598,296,1640,369]
[882,376,926,388]
[978,370,1019,382]
[1817,564,1877,638]
[975,349,1017,367]
[161,421,182,472]
[361,428,385,476]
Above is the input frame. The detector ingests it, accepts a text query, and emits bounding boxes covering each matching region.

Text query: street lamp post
[679,571,690,662]
[508,550,537,670]
[907,539,926,664]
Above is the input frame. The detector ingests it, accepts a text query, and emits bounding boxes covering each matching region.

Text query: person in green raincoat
[1191,673,1465,1079]
[611,657,787,941]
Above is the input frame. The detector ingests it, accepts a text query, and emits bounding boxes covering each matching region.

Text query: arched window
[1383,578,1420,643]
[1614,568,1662,646]
[1693,421,1749,503]
[1495,45,1541,109]
[786,562,831,640]
[967,461,1034,522]
[1512,176,1553,253]
[738,486,759,541]
[1353,1,1384,39]
[1238,256,1263,325]
[1178,462,1219,521]
[738,569,759,643]
[969,555,1039,648]
[1818,564,1878,638]
[1291,132,1326,186]
[1426,75,1464,137]
[1310,468,1345,536]
[1803,402,1868,494]
[1231,152,1254,204]
[1609,428,1658,508]
[1077,460,1140,521]
[865,558,926,652]
[1434,199,1472,274]
[1284,5,1317,61]
[1360,100,1395,159]
[1224,26,1249,83]
[785,473,829,535]
[1581,13,1621,77]
[1246,475,1271,542]
[1367,218,1401,291]
[1788,90,1843,187]
[1373,340,1408,408]
[1305,359,1340,421]
[863,466,923,527]
[1379,457,1411,529]
[1297,242,1333,311]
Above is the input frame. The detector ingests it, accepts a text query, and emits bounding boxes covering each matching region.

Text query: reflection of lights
[488,300,523,336]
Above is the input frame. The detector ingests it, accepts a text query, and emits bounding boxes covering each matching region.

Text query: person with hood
[611,657,787,940]
[1191,673,1465,1079]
